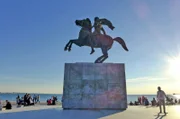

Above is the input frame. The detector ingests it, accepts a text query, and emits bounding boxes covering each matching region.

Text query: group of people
[16,94,40,106]
[129,86,180,114]
[47,96,58,105]
[0,94,60,111]
[166,96,180,105]
[129,96,151,106]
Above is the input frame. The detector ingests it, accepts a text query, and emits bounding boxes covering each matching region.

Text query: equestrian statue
[64,17,128,63]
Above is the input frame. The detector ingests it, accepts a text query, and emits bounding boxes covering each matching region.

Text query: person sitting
[138,97,141,105]
[52,96,57,105]
[23,93,28,106]
[3,100,12,110]
[175,99,178,104]
[151,98,157,106]
[129,101,134,105]
[47,99,52,105]
[29,97,34,105]
[47,96,57,105]
[0,100,2,111]
[166,97,174,105]
[54,96,58,102]
[170,98,174,105]
[24,94,34,106]
[17,97,24,106]
[51,97,55,105]
[16,95,20,105]
[144,98,149,106]
[134,101,139,105]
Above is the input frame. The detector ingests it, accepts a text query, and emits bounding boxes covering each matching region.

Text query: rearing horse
[64,18,129,63]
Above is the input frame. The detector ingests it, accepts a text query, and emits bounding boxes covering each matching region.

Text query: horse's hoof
[94,61,99,63]
[90,51,95,55]
[68,48,71,52]
[64,47,68,51]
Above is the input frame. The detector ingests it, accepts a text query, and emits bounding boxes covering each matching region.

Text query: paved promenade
[0,105,179,119]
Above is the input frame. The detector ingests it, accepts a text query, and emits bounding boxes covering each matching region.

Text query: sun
[167,55,180,79]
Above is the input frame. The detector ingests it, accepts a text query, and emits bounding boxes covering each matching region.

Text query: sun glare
[167,55,180,79]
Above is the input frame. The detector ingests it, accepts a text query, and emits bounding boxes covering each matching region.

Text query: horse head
[75,18,92,32]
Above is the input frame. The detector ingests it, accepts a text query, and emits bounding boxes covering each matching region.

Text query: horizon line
[0,92,179,95]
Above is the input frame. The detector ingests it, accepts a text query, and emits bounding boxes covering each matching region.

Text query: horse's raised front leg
[64,40,72,51]
[68,39,84,51]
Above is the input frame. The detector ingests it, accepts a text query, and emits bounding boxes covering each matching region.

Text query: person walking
[157,86,167,114]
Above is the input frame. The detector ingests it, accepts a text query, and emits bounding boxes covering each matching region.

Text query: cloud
[127,77,169,83]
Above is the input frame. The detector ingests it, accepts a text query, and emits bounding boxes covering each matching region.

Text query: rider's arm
[101,27,106,35]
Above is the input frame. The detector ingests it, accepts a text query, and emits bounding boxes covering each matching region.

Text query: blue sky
[0,0,180,94]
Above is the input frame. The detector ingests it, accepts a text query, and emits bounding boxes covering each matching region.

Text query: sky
[0,0,180,94]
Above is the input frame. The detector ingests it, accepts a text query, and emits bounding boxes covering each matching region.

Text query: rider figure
[90,17,115,54]
[93,17,106,35]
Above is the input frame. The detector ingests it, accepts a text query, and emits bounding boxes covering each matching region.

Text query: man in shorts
[157,86,167,114]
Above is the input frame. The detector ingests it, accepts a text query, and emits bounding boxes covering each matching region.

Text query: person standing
[157,86,167,114]
[37,95,40,103]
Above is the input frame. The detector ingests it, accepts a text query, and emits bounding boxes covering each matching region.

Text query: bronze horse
[64,18,129,63]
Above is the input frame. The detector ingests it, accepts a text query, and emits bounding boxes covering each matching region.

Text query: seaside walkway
[0,105,179,119]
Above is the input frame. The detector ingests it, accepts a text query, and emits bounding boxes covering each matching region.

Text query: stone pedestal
[62,63,127,110]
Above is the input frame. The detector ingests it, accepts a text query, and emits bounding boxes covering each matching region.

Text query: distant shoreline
[0,92,179,95]
[0,92,61,95]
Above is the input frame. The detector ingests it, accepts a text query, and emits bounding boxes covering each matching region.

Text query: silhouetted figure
[142,96,145,105]
[144,98,149,106]
[52,96,57,105]
[138,97,141,104]
[175,99,177,104]
[33,94,37,104]
[151,98,157,106]
[16,95,20,104]
[37,95,40,103]
[3,100,12,110]
[157,86,167,114]
[0,99,2,110]
[61,95,64,103]
[24,93,28,106]
[47,99,52,105]
[54,96,58,101]
[134,101,139,105]
[166,97,175,105]
[129,101,134,105]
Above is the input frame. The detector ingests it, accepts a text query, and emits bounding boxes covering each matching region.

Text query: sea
[0,93,179,103]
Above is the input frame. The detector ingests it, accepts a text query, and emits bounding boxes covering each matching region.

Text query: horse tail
[113,37,129,51]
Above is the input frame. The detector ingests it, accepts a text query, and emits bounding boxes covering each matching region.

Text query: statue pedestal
[62,63,127,110]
